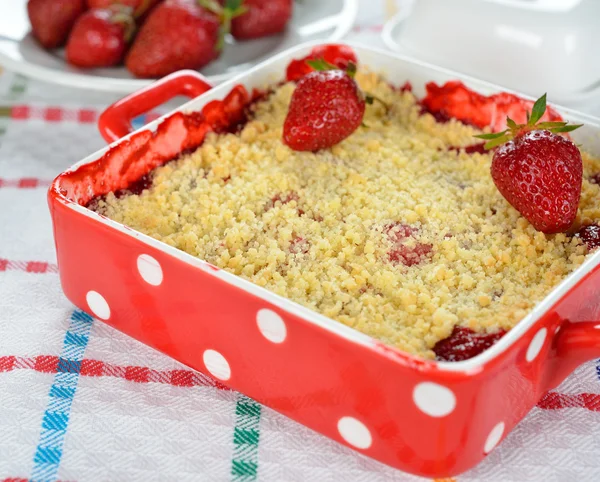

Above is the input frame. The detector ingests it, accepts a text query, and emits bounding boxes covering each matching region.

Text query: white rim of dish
[52,39,600,373]
[0,0,358,92]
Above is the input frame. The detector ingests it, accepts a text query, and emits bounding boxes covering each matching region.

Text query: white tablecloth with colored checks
[2,1,600,481]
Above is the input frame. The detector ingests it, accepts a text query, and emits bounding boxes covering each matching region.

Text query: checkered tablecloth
[2,1,600,481]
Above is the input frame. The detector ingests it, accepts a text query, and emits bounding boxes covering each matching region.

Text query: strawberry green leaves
[525,93,583,134]
[527,92,547,126]
[307,58,359,81]
[474,130,510,149]
[547,123,584,133]
[475,93,583,149]
[306,58,339,72]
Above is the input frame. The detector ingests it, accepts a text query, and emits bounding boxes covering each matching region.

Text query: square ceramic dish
[48,42,600,477]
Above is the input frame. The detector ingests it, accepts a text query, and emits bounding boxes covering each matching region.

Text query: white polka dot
[86,291,110,320]
[555,325,561,334]
[137,254,163,286]
[203,349,231,380]
[337,417,372,449]
[484,422,505,453]
[413,382,456,417]
[256,309,287,343]
[526,328,547,362]
[595,324,600,330]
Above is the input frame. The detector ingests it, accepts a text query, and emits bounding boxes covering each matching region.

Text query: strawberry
[230,0,292,39]
[283,60,366,151]
[66,8,135,68]
[27,0,87,49]
[126,0,221,78]
[476,94,583,234]
[286,44,357,82]
[86,0,160,17]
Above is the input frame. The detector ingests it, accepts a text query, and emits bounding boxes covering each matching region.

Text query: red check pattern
[2,479,67,482]
[537,392,600,411]
[0,178,51,189]
[0,355,231,391]
[3,105,162,124]
[0,258,58,274]
[10,105,98,123]
[0,354,595,411]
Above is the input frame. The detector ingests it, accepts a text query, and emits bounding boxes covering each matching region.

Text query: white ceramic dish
[0,0,358,92]
[382,0,600,108]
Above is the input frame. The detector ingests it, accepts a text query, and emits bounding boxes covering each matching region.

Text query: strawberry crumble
[93,71,600,359]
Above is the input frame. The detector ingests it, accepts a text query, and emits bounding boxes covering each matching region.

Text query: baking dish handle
[98,70,213,143]
[546,321,600,389]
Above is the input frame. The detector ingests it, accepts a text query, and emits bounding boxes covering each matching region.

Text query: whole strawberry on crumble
[93,58,600,360]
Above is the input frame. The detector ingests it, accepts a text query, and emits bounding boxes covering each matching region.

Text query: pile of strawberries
[27,0,292,77]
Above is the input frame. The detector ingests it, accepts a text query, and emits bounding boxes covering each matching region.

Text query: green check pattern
[231,395,262,481]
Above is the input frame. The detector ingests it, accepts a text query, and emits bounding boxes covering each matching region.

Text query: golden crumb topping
[95,71,600,359]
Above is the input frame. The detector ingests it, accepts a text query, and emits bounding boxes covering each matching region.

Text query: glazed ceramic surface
[48,42,600,477]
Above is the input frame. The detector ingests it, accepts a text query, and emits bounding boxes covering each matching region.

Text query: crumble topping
[94,71,600,359]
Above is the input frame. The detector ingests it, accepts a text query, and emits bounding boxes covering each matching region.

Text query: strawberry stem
[134,0,156,17]
[198,0,225,14]
[198,0,247,50]
[109,6,136,42]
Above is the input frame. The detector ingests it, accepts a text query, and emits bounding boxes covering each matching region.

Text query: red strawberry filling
[115,172,153,197]
[384,222,417,243]
[384,223,433,267]
[289,235,309,255]
[575,224,600,251]
[398,81,413,93]
[447,142,488,155]
[421,81,563,131]
[79,84,251,208]
[265,191,304,215]
[433,326,506,362]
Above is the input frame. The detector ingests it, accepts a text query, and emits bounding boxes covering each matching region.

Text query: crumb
[94,71,600,359]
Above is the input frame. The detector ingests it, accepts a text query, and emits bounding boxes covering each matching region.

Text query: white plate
[0,0,358,93]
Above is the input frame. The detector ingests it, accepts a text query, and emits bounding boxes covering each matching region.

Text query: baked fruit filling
[91,47,600,361]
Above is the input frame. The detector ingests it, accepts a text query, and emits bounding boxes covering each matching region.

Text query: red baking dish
[48,42,600,477]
